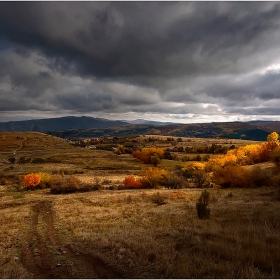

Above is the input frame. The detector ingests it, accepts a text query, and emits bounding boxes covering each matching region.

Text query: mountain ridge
[125,119,174,125]
[0,116,129,132]
[48,119,280,141]
[1,116,280,141]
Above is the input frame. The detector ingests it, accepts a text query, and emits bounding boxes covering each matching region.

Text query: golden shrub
[141,167,169,188]
[212,165,252,188]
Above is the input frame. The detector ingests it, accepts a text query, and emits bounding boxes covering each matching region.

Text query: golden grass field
[0,132,279,278]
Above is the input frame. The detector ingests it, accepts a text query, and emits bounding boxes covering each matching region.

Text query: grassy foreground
[0,186,279,278]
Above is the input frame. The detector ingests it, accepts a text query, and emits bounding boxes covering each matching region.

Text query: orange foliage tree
[132,147,165,164]
[123,176,143,188]
[23,173,41,189]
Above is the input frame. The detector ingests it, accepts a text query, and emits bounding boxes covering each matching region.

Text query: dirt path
[20,200,123,279]
[15,136,27,152]
[0,137,28,155]
[0,136,27,170]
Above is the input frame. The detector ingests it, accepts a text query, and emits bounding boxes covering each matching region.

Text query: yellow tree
[184,162,209,188]
[265,131,280,157]
[140,167,169,188]
[192,162,206,170]
[267,131,279,143]
[207,153,237,169]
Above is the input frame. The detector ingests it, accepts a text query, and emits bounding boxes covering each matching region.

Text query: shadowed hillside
[0,116,128,132]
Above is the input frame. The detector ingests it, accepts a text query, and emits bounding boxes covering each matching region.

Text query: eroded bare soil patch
[20,200,123,279]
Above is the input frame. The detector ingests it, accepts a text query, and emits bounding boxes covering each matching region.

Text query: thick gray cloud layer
[1,2,280,122]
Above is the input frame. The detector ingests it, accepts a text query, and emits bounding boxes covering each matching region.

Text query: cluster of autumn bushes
[13,132,280,193]
[212,165,280,188]
[202,132,280,188]
[131,146,227,164]
[21,168,187,193]
[20,167,187,193]
[208,142,277,168]
[132,147,165,165]
[123,167,189,189]
[132,147,210,162]
[22,172,102,194]
[125,132,280,189]
[122,162,210,190]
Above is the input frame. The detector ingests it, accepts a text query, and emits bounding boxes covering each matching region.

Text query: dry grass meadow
[0,132,279,278]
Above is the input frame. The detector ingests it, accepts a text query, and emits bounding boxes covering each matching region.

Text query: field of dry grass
[0,187,279,278]
[0,132,279,278]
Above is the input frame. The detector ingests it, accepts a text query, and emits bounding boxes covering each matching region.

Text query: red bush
[23,173,41,189]
[123,176,143,188]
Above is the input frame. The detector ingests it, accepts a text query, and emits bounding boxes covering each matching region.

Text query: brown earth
[20,200,123,279]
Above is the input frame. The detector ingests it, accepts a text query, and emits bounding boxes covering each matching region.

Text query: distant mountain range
[1,116,280,141]
[125,119,174,125]
[0,116,128,132]
[49,121,275,141]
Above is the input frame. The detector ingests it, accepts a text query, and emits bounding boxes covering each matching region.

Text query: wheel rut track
[21,200,123,279]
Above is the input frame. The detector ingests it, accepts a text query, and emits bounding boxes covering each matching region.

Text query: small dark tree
[151,192,167,206]
[193,170,208,188]
[164,150,172,160]
[8,157,16,164]
[196,190,210,219]
[18,157,26,164]
[32,158,45,164]
[151,153,161,167]
[178,146,185,152]
[161,172,184,189]
[114,144,126,155]
[195,154,202,161]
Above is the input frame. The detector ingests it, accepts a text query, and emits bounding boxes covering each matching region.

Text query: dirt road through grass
[20,200,123,279]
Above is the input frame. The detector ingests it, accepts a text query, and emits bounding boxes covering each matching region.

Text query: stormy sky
[1,2,280,123]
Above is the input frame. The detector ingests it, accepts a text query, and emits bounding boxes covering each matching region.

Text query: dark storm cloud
[199,71,280,106]
[1,2,280,79]
[1,2,280,121]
